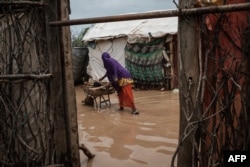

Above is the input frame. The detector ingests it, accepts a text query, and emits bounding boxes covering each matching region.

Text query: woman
[99,52,139,115]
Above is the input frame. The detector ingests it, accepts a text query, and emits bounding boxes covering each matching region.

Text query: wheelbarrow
[82,82,115,108]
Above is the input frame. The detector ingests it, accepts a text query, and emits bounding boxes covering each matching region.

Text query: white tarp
[83,17,178,41]
[82,17,178,81]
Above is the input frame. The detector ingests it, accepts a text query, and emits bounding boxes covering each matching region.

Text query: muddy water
[75,86,180,167]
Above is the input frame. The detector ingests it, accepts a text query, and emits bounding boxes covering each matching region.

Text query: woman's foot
[131,110,139,115]
[118,107,124,111]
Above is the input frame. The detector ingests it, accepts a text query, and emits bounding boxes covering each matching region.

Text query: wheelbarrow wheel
[84,96,94,106]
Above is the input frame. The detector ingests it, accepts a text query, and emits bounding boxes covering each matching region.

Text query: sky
[69,0,178,35]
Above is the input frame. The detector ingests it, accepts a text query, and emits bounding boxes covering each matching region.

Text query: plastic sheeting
[83,17,178,42]
[72,47,89,82]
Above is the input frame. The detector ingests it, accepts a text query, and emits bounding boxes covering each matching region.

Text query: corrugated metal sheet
[83,17,178,41]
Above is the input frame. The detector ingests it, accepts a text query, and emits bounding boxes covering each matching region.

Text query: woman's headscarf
[102,52,132,92]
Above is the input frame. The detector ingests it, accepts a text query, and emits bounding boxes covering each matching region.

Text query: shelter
[83,17,178,90]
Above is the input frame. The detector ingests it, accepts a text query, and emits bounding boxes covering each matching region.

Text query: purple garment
[102,52,132,92]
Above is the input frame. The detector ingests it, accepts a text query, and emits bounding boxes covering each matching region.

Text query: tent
[82,16,178,89]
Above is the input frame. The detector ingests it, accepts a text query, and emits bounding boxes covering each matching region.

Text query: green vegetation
[71,27,89,47]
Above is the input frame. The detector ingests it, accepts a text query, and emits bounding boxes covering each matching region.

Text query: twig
[79,144,95,160]
[16,135,39,154]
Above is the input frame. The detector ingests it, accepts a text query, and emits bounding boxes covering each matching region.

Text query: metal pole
[49,2,250,26]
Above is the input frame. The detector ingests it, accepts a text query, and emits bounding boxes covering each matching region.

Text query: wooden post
[59,0,80,166]
[46,1,80,166]
[46,0,69,165]
[49,2,250,26]
[169,40,174,90]
[176,0,201,166]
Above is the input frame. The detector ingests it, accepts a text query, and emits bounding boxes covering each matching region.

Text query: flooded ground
[75,85,180,167]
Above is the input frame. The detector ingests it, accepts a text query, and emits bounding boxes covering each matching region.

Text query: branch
[0,1,47,6]
[0,74,52,80]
